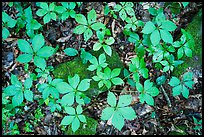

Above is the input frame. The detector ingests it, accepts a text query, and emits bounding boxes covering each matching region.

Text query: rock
[65,116,98,135]
[52,48,124,97]
[173,9,202,77]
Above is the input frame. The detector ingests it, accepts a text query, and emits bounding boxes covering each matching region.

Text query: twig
[160,85,172,107]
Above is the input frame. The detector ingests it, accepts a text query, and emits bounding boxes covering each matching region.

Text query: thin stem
[160,85,172,107]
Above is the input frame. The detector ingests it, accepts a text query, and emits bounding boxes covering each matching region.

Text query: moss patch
[65,117,98,135]
[52,48,124,97]
[173,9,202,77]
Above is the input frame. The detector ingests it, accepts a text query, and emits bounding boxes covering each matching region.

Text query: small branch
[160,85,172,107]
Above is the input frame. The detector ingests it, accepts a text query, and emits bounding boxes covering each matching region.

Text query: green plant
[92,67,124,89]
[73,9,106,42]
[114,2,135,21]
[165,2,189,15]
[160,54,183,72]
[35,66,54,79]
[93,36,115,56]
[101,92,136,131]
[16,34,55,70]
[104,4,117,19]
[129,56,149,82]
[87,53,108,72]
[24,122,33,133]
[2,12,17,39]
[48,98,61,112]
[3,74,34,107]
[60,105,86,132]
[142,12,177,46]
[168,72,194,99]
[80,48,93,64]
[136,79,160,106]
[24,6,42,38]
[59,74,91,106]
[36,2,58,24]
[172,29,195,59]
[55,2,76,21]
[124,16,144,31]
[192,116,202,133]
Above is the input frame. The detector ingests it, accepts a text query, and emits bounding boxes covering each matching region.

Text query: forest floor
[2,2,202,135]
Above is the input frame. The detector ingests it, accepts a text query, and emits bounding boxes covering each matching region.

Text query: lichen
[65,116,98,135]
[52,48,124,97]
[173,9,202,77]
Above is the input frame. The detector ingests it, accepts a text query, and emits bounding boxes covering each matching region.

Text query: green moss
[65,117,98,135]
[52,48,124,97]
[173,9,202,77]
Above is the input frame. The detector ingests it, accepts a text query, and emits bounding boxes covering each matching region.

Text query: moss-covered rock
[65,116,98,135]
[52,48,124,97]
[173,9,202,77]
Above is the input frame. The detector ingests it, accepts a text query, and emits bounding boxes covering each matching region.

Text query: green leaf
[61,92,75,106]
[56,82,73,94]
[74,25,87,34]
[76,105,83,114]
[75,14,88,25]
[139,68,149,79]
[7,19,17,28]
[184,81,194,89]
[42,87,50,99]
[11,74,22,87]
[160,29,173,44]
[91,22,105,31]
[145,94,154,106]
[71,117,80,132]
[12,91,24,106]
[119,9,127,21]
[61,116,75,125]
[61,12,70,21]
[78,115,86,123]
[50,12,56,20]
[118,107,136,120]
[125,7,135,16]
[107,92,117,107]
[136,82,143,92]
[114,4,122,11]
[105,37,115,45]
[84,28,93,42]
[32,34,45,52]
[169,77,180,87]
[87,9,96,24]
[111,68,121,78]
[4,85,19,96]
[34,56,46,70]
[98,81,104,88]
[54,6,66,14]
[64,48,78,56]
[142,21,156,34]
[24,78,32,89]
[40,2,49,11]
[93,43,102,51]
[156,12,166,26]
[37,46,54,58]
[150,29,160,46]
[24,90,33,102]
[77,79,91,91]
[103,80,112,89]
[68,74,80,89]
[144,80,153,91]
[182,85,189,99]
[36,9,47,16]
[43,13,51,24]
[177,47,184,59]
[172,85,182,96]
[2,27,10,39]
[146,87,159,97]
[50,87,59,99]
[87,65,97,71]
[111,77,124,85]
[112,111,124,131]
[133,72,139,82]
[161,21,177,31]
[65,106,75,115]
[101,107,114,120]
[117,95,132,107]
[163,66,169,72]
[92,76,100,81]
[18,39,33,54]
[17,54,33,63]
[98,53,106,64]
[172,41,182,48]
[183,72,193,81]
[103,45,112,56]
[184,47,192,57]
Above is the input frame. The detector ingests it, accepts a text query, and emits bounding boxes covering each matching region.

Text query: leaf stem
[160,85,172,107]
